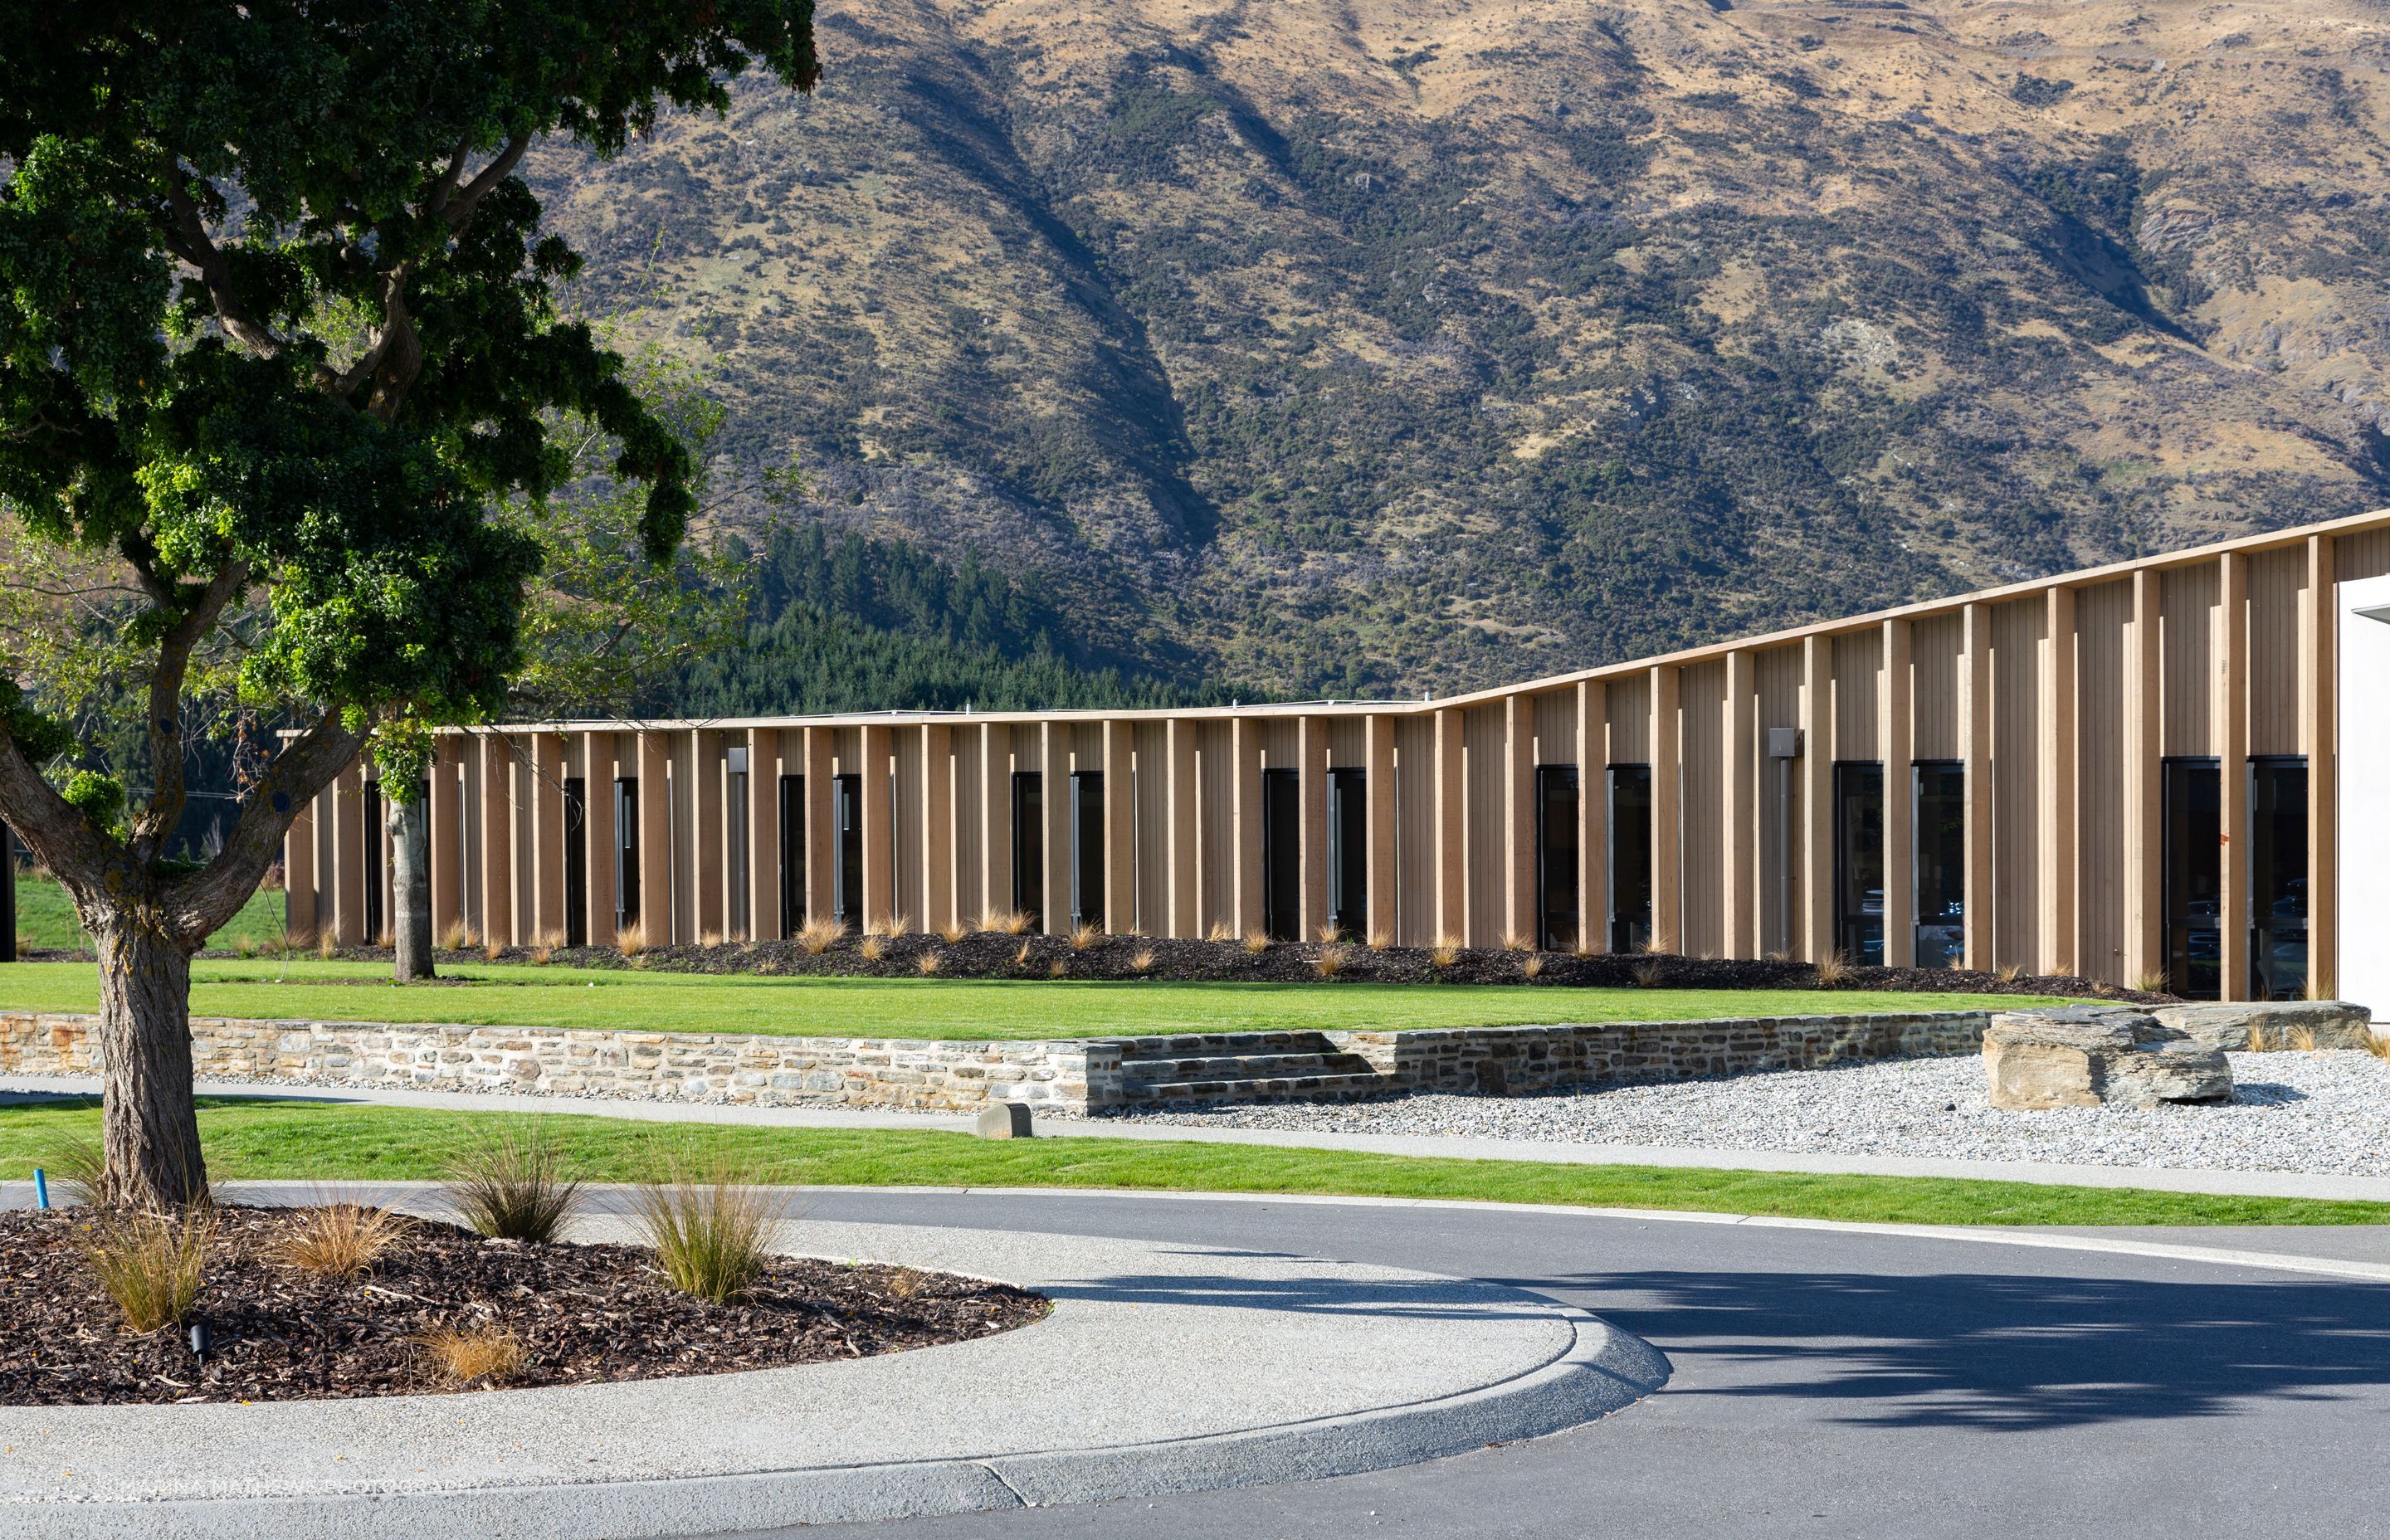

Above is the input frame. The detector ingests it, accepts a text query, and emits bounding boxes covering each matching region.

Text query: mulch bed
[161,931,2174,1005]
[0,1206,1047,1406]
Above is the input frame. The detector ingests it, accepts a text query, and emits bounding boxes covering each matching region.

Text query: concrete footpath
[7,1074,2387,1204]
[0,1214,1666,1539]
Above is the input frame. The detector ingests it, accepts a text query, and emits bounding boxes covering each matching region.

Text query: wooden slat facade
[290,510,2390,1000]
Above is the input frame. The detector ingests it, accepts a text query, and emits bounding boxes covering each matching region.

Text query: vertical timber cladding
[748,727,779,943]
[1990,595,2046,972]
[2075,582,2132,986]
[1393,713,1436,946]
[1462,703,1505,948]
[1134,720,1170,933]
[583,730,617,948]
[1676,660,1724,959]
[1754,646,1803,959]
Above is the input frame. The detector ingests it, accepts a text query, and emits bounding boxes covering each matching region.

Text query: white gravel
[1105,1051,2390,1177]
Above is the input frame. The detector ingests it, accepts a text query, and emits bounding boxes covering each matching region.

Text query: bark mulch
[166,933,2175,1005]
[0,1206,1046,1406]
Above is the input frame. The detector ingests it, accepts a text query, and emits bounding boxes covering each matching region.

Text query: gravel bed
[1102,1051,2390,1177]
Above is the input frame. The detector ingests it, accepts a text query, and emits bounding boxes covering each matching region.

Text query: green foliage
[57,771,125,836]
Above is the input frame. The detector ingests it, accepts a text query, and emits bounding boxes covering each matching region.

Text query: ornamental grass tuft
[80,1207,213,1334]
[272,1202,413,1280]
[445,1123,580,1243]
[630,1160,785,1304]
[412,1322,524,1387]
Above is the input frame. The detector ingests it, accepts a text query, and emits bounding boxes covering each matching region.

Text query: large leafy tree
[0,2,817,1207]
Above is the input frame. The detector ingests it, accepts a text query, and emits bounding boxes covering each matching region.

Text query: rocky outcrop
[1983,1008,2233,1110]
[2148,1001,2376,1052]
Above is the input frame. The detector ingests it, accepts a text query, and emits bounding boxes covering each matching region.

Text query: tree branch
[163,709,370,946]
[0,713,114,896]
[437,134,533,231]
[132,560,249,863]
[157,163,292,362]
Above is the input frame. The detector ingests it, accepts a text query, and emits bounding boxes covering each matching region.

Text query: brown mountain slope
[528,0,2390,696]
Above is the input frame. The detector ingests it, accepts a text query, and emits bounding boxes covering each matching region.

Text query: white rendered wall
[2338,574,2390,1012]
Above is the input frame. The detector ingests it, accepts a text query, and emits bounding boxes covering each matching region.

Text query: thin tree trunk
[390,793,434,982]
[93,919,207,1210]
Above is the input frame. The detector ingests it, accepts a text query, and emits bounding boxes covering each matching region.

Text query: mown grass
[1,1096,2382,1228]
[0,958,2070,1041]
[12,875,286,953]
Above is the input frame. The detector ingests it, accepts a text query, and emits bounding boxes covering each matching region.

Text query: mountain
[526,0,2390,699]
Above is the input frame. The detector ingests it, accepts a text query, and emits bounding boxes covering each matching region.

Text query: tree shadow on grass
[1510,1266,2390,1431]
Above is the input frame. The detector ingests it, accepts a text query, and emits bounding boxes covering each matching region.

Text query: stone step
[1103,1031,1345,1057]
[1115,1050,1380,1081]
[1119,1071,1395,1106]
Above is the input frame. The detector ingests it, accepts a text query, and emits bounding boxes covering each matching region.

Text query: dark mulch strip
[177,933,2173,1006]
[0,1206,1046,1406]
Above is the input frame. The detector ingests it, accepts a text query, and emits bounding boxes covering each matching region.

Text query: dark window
[1071,770,1105,928]
[833,772,862,928]
[1914,762,1963,968]
[1262,768,1300,941]
[726,763,749,939]
[361,779,385,944]
[778,774,805,933]
[1011,772,1043,927]
[1833,762,1885,966]
[563,777,587,948]
[1535,766,1580,952]
[2251,757,2308,1001]
[613,777,639,933]
[2163,758,2222,999]
[1327,768,1368,938]
[1608,765,1652,953]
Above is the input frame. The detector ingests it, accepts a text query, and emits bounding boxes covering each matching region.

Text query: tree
[0,2,818,1208]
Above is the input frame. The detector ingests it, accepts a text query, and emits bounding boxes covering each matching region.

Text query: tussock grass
[1521,953,1545,980]
[983,908,1033,936]
[859,933,887,962]
[1128,948,1155,975]
[796,916,843,955]
[1812,951,1853,987]
[1632,960,1666,987]
[38,1129,105,1206]
[1499,931,1532,953]
[1241,930,1271,955]
[413,1323,524,1387]
[81,1208,213,1334]
[915,950,943,976]
[1206,921,1235,943]
[445,1124,579,1242]
[1069,921,1102,950]
[1315,921,1346,945]
[938,920,968,943]
[1429,938,1461,968]
[1365,928,1392,951]
[629,1160,785,1304]
[272,1202,412,1279]
[439,919,471,953]
[1314,945,1349,979]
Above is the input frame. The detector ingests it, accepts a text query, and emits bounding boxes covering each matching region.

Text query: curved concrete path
[10,1073,2383,1202]
[0,1212,1664,1539]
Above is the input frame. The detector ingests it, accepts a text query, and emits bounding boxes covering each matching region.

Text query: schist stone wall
[0,1007,1993,1113]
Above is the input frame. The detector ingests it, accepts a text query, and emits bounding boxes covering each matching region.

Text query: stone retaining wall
[0,1006,1991,1114]
[1329,1011,1991,1097]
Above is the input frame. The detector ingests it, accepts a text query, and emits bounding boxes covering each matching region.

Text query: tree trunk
[93,919,207,1210]
[390,794,435,982]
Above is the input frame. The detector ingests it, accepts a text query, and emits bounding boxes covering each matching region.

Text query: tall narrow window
[725,750,749,941]
[1833,762,1885,966]
[1608,765,1652,953]
[361,778,385,945]
[1534,766,1580,952]
[833,772,862,928]
[563,777,588,948]
[1913,761,1963,968]
[2251,757,2309,1001]
[1262,768,1300,941]
[778,774,805,934]
[2163,758,2222,999]
[1070,769,1105,929]
[1327,768,1368,939]
[613,776,640,933]
[1011,772,1043,928]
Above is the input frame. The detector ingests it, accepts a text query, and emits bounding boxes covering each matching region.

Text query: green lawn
[0,956,2070,1040]
[11,874,286,952]
[2,1095,2380,1227]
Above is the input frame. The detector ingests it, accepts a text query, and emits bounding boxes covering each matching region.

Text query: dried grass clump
[939,919,968,943]
[2361,1031,2390,1062]
[983,908,1033,936]
[915,950,944,976]
[374,925,395,950]
[630,1162,784,1304]
[1996,962,2023,984]
[1206,921,1236,944]
[273,1203,413,1279]
[1012,939,1034,967]
[1632,959,1667,987]
[413,1323,524,1388]
[1638,934,1672,956]
[1521,953,1545,980]
[528,943,554,966]
[1048,958,1069,978]
[1128,948,1156,975]
[1315,921,1346,945]
[483,938,508,962]
[696,928,724,950]
[80,1209,214,1334]
[1365,928,1392,951]
[1812,951,1853,987]
[439,919,471,952]
[445,1124,580,1243]
[1313,945,1349,979]
[318,932,340,961]
[232,934,259,959]
[859,933,887,962]
[1069,921,1102,950]
[865,912,910,940]
[2132,970,2169,995]
[797,916,843,955]
[1429,937,1461,968]
[1498,930,1532,953]
[1241,929,1271,955]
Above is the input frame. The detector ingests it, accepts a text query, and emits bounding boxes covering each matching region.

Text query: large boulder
[1983,1007,2233,1110]
[2147,1000,2376,1052]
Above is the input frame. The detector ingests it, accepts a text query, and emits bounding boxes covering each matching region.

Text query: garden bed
[144,930,2168,1002]
[0,1206,1046,1406]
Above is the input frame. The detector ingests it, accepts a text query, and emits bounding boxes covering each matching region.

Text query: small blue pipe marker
[32,1168,49,1210]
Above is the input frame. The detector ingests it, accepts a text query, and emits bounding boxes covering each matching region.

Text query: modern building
[286,509,2390,1006]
